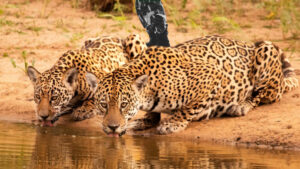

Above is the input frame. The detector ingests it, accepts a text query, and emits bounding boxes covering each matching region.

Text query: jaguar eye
[120,102,128,109]
[35,95,40,100]
[100,103,107,109]
[52,96,58,100]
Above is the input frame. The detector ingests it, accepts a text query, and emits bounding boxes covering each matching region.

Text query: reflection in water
[0,122,299,169]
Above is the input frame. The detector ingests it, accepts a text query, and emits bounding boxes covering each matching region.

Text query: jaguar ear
[27,66,41,84]
[63,68,78,90]
[132,74,148,93]
[85,72,98,94]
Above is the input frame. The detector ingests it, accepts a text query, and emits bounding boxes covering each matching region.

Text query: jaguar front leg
[128,112,161,131]
[72,99,99,121]
[157,109,192,134]
[225,99,255,117]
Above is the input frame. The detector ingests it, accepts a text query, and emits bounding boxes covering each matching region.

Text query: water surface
[0,122,299,169]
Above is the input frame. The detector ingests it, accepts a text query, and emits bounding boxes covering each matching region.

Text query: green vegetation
[70,32,84,44]
[2,52,9,58]
[3,51,35,74]
[40,0,51,18]
[161,0,240,33]
[0,9,4,15]
[70,0,80,8]
[96,12,126,21]
[212,16,240,34]
[96,0,129,31]
[132,24,144,32]
[27,24,43,35]
[262,0,300,39]
[27,25,43,32]
[0,18,14,27]
[96,0,127,22]
[55,19,69,32]
[162,0,202,33]
[163,0,300,36]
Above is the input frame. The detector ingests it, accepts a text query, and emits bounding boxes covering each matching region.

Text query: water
[0,122,299,169]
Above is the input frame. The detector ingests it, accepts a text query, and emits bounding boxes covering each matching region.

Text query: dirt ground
[0,0,299,150]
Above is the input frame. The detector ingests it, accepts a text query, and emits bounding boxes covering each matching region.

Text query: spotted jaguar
[27,34,147,126]
[91,35,298,135]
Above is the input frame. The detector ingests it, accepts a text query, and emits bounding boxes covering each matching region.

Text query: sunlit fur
[27,34,147,124]
[93,35,298,135]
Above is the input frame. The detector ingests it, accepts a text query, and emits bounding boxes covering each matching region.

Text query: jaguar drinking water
[27,34,147,126]
[89,35,298,136]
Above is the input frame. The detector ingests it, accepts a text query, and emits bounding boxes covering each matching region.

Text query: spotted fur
[27,34,147,125]
[91,35,298,135]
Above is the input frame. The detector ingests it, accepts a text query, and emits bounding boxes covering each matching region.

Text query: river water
[0,121,299,169]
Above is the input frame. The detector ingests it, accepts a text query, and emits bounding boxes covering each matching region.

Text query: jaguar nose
[108,124,120,132]
[40,115,49,120]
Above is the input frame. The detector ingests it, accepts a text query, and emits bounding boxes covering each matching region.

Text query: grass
[212,16,240,33]
[162,0,241,34]
[132,24,144,32]
[0,18,14,27]
[55,19,69,32]
[3,4,19,9]
[14,8,26,19]
[241,24,252,29]
[4,28,26,35]
[40,0,51,18]
[13,29,26,35]
[2,52,9,58]
[114,0,125,17]
[70,0,80,8]
[263,25,279,29]
[101,24,107,32]
[70,32,84,44]
[0,9,4,15]
[1,0,298,51]
[262,0,300,39]
[3,51,35,74]
[162,1,202,33]
[95,0,130,31]
[283,39,299,58]
[96,0,127,19]
[27,25,43,35]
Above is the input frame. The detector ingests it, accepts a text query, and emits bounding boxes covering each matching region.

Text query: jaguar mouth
[40,116,59,127]
[106,130,126,138]
[41,120,54,127]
